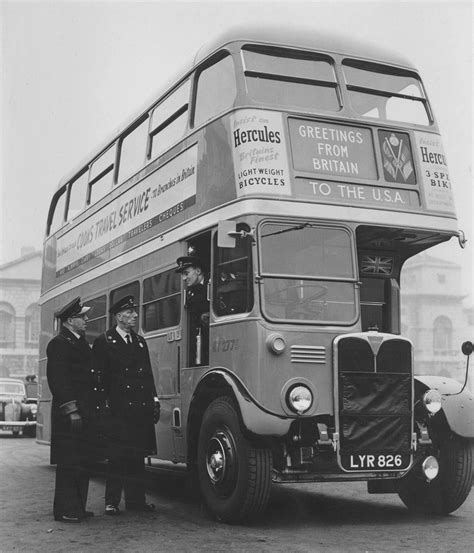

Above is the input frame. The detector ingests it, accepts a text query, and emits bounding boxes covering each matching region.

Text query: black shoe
[84,510,94,518]
[126,503,156,512]
[105,504,121,516]
[54,514,82,523]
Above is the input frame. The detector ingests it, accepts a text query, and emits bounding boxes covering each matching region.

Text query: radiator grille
[291,345,326,364]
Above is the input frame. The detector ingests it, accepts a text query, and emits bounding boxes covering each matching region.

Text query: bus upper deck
[42,26,458,296]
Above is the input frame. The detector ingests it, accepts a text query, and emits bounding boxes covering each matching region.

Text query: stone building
[0,248,42,378]
[401,252,473,388]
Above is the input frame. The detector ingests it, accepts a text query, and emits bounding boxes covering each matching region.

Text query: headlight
[422,455,439,481]
[423,389,442,414]
[30,404,38,414]
[266,333,286,355]
[287,385,313,414]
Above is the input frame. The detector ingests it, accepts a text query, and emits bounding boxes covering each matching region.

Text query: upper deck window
[342,60,430,125]
[88,146,116,205]
[48,187,67,235]
[242,46,340,112]
[118,117,149,184]
[194,54,237,127]
[149,79,190,160]
[67,170,88,221]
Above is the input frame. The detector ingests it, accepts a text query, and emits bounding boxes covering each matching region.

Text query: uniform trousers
[105,455,147,508]
[53,462,90,518]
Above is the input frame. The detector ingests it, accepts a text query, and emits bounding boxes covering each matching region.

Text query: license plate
[341,453,410,471]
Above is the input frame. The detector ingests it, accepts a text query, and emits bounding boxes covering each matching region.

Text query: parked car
[0,378,37,437]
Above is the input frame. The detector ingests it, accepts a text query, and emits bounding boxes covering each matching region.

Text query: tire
[197,396,272,524]
[398,434,473,514]
[12,429,20,437]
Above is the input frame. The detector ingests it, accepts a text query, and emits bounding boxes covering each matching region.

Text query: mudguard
[198,369,292,437]
[416,375,474,438]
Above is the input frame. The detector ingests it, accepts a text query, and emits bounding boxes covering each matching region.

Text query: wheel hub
[205,430,236,489]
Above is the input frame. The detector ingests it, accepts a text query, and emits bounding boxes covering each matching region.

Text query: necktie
[126,334,132,346]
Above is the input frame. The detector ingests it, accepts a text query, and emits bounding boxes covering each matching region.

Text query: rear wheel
[197,396,272,524]
[398,434,473,514]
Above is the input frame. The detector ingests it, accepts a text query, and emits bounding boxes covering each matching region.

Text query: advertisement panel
[230,109,291,197]
[414,131,455,214]
[288,118,377,180]
[55,145,198,276]
[294,179,420,210]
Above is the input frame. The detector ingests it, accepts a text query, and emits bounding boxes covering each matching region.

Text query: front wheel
[197,396,272,524]
[398,434,473,514]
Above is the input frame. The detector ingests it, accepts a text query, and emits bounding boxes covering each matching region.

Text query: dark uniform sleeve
[47,338,78,411]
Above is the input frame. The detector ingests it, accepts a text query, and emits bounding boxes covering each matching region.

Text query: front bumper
[0,420,37,428]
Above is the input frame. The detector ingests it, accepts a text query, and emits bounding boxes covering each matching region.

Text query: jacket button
[126,385,130,389]
[129,402,132,406]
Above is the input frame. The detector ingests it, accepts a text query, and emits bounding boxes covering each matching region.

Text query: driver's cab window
[213,223,254,316]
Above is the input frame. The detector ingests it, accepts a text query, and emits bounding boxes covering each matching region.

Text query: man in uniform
[92,295,160,516]
[46,297,94,523]
[176,254,209,365]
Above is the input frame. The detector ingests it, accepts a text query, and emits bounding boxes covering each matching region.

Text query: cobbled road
[0,433,472,553]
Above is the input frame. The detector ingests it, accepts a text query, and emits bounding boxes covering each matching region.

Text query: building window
[0,303,16,347]
[25,304,40,346]
[433,315,452,354]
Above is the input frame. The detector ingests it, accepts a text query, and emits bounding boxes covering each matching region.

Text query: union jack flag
[360,255,393,275]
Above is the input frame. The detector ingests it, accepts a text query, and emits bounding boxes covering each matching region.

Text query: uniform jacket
[46,327,94,465]
[92,327,157,458]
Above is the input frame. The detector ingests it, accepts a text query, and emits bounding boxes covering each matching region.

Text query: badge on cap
[109,295,138,314]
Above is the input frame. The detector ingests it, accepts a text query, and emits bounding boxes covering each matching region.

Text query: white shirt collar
[116,326,131,343]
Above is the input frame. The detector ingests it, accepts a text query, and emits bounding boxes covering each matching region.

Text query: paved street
[0,433,473,553]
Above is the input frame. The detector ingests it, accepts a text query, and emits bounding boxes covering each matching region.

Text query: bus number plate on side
[341,453,410,471]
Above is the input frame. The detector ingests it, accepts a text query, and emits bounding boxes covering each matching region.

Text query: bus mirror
[457,230,467,249]
[217,220,237,248]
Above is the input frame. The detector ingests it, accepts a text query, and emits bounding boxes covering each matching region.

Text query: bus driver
[176,253,209,366]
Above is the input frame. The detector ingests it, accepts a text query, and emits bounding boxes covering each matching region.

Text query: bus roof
[54,25,417,194]
[193,25,416,70]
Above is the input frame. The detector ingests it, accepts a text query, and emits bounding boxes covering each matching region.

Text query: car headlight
[422,455,439,481]
[287,385,313,414]
[30,404,38,414]
[423,389,442,414]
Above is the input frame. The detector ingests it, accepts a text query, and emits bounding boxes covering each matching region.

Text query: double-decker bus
[38,27,473,523]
